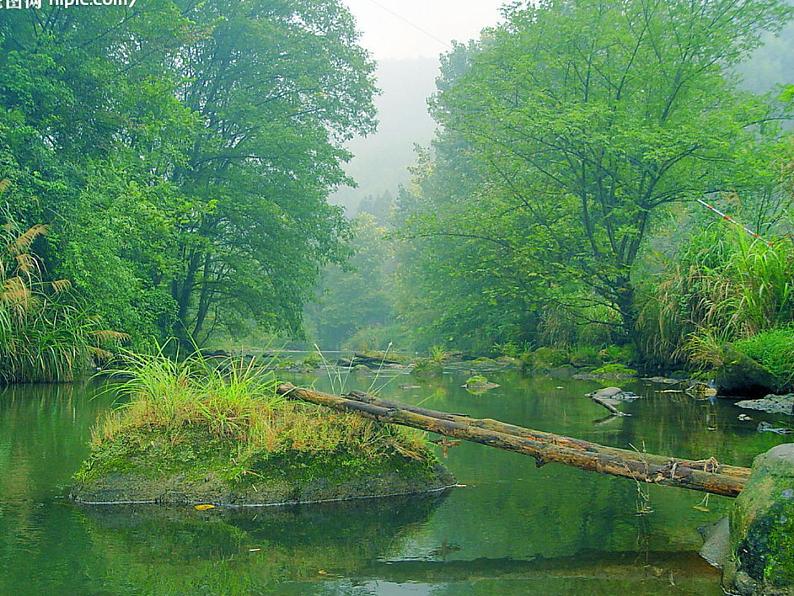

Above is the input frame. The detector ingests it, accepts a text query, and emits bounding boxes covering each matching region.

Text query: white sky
[343,0,507,60]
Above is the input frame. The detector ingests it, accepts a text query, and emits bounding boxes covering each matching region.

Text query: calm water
[1,368,790,595]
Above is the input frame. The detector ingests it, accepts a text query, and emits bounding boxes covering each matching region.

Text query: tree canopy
[397,0,793,350]
[0,0,376,347]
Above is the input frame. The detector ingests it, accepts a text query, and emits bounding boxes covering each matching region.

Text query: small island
[71,354,453,506]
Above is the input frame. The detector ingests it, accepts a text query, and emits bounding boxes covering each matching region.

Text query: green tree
[411,0,792,343]
[1,0,377,348]
[305,213,398,349]
[155,0,377,346]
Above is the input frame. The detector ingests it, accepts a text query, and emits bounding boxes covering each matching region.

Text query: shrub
[568,346,603,368]
[96,350,431,462]
[599,344,635,364]
[591,363,638,377]
[302,352,324,369]
[493,341,524,358]
[527,347,569,370]
[637,227,794,367]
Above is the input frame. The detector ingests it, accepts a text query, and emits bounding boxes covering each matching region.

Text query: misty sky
[343,0,507,59]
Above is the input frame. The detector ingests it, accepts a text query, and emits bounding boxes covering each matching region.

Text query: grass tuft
[94,350,433,465]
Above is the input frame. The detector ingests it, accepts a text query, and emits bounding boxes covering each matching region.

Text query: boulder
[736,395,794,416]
[725,444,794,594]
[716,348,779,397]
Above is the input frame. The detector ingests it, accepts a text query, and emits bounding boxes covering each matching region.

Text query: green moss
[732,327,794,392]
[465,375,489,386]
[591,363,638,377]
[729,445,794,591]
[762,500,794,586]
[73,423,452,505]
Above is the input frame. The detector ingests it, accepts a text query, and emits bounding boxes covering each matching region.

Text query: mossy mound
[72,425,454,506]
[71,353,454,506]
[726,444,794,594]
[716,347,781,397]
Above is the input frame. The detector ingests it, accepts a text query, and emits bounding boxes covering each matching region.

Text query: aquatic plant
[429,345,449,363]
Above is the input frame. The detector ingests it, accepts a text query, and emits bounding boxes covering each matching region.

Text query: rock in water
[725,444,794,594]
[586,387,640,402]
[699,517,730,569]
[715,348,779,396]
[736,394,794,416]
[70,425,455,506]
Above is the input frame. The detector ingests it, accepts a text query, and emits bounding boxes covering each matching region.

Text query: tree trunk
[277,384,749,497]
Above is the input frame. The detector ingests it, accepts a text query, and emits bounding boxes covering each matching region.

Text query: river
[0,365,789,594]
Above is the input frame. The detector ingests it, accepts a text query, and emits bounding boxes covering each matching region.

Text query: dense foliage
[391,0,794,357]
[0,0,376,352]
[0,212,126,382]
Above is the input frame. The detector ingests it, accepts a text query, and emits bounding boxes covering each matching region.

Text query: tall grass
[0,213,127,383]
[637,227,794,367]
[96,350,430,462]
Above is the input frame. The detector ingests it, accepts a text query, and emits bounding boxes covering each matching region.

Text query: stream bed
[1,367,791,594]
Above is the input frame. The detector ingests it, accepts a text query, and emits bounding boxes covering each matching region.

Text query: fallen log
[277,383,750,496]
[342,390,750,481]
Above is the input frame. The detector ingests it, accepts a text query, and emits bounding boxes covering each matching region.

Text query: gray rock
[699,517,730,569]
[736,394,794,416]
[757,422,793,435]
[586,387,640,401]
[715,347,779,396]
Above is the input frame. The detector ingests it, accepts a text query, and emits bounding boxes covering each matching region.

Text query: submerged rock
[699,517,730,569]
[757,422,793,436]
[725,444,794,594]
[736,394,794,416]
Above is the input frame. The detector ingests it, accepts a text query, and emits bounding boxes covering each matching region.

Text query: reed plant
[0,212,127,383]
[637,226,794,367]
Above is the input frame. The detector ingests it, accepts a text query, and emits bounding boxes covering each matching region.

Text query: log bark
[277,384,750,496]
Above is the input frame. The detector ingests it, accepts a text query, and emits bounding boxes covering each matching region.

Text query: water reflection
[75,493,448,594]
